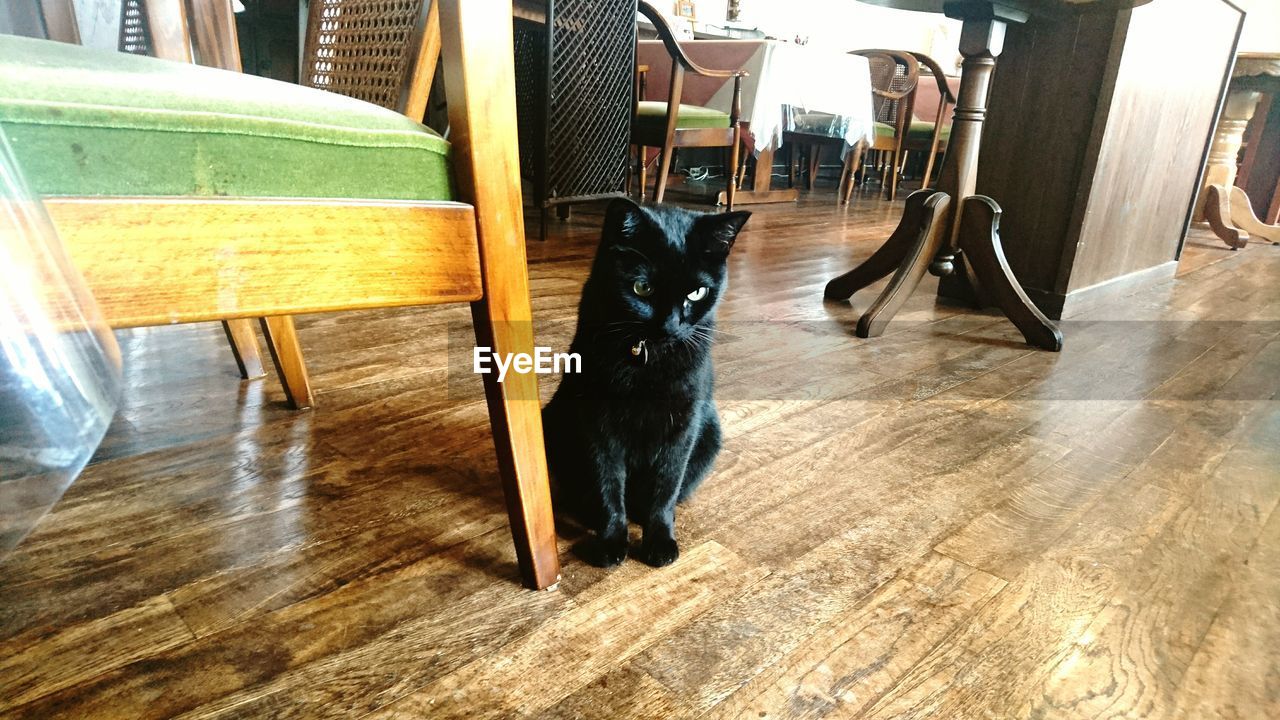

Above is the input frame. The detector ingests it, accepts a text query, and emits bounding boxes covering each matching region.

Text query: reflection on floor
[1,188,1277,719]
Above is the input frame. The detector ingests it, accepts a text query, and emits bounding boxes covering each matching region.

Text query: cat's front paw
[639,534,680,567]
[585,534,628,568]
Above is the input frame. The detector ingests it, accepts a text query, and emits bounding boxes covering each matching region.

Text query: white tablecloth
[637,40,877,153]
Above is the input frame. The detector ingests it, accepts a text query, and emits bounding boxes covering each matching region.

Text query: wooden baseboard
[938,260,1179,320]
[1027,261,1180,320]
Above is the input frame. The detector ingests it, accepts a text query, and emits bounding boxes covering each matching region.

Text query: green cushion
[633,101,731,136]
[875,121,895,139]
[907,120,949,144]
[0,35,453,201]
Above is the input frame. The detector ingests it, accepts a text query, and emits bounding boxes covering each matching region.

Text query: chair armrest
[909,51,957,105]
[638,1,749,79]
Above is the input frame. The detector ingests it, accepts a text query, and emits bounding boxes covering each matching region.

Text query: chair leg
[726,125,742,210]
[843,143,865,204]
[258,315,313,410]
[808,145,821,192]
[439,0,560,591]
[221,318,266,379]
[654,144,675,204]
[638,146,648,202]
[837,152,848,199]
[886,149,900,201]
[921,147,939,190]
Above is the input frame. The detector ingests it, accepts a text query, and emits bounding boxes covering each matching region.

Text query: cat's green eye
[687,287,708,302]
[633,279,654,297]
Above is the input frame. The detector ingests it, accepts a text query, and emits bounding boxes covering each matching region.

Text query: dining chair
[22,0,297,404]
[0,0,561,589]
[900,51,956,192]
[837,49,919,203]
[631,0,745,209]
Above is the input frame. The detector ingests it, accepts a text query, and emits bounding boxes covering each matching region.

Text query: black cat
[542,198,750,568]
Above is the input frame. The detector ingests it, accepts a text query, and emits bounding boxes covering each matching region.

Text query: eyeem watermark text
[473,346,581,382]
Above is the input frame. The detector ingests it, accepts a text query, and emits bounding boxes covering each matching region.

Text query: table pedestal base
[825,189,1063,351]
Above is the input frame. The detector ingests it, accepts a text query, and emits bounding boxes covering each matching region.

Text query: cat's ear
[697,210,751,257]
[603,197,645,242]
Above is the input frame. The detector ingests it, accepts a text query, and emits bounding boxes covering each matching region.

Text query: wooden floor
[2,187,1277,719]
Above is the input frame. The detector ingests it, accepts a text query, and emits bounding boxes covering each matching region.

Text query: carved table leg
[1195,87,1280,247]
[825,189,949,300]
[855,192,952,338]
[1227,185,1280,244]
[958,196,1063,351]
[1203,184,1248,249]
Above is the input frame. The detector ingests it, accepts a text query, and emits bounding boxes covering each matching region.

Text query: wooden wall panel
[1070,0,1242,292]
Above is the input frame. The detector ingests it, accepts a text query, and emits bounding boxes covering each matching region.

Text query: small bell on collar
[630,339,648,364]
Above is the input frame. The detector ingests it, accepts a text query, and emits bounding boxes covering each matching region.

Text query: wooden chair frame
[838,49,919,203]
[632,0,745,209]
[36,0,561,589]
[902,51,956,192]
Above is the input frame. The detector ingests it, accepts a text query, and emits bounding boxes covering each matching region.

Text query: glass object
[0,131,121,556]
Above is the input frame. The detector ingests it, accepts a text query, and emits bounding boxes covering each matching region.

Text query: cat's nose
[661,309,683,335]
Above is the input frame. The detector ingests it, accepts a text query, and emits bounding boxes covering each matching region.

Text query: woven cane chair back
[300,0,437,115]
[853,49,919,131]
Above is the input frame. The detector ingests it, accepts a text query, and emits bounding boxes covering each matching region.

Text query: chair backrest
[119,0,152,54]
[852,49,919,134]
[111,0,439,120]
[637,1,692,76]
[300,0,440,119]
[909,51,955,126]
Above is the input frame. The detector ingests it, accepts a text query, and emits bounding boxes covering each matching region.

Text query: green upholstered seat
[907,120,949,144]
[0,35,453,201]
[874,121,895,139]
[633,101,731,137]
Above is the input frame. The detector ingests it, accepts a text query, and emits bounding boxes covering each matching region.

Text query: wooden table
[825,0,1157,351]
[636,39,877,205]
[1197,52,1280,248]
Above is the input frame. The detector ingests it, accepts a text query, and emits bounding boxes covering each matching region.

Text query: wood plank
[860,406,1280,719]
[367,542,765,719]
[4,530,561,719]
[1170,490,1280,719]
[44,198,483,328]
[1028,407,1280,718]
[701,552,1005,720]
[541,663,692,720]
[0,596,193,713]
[860,481,1191,719]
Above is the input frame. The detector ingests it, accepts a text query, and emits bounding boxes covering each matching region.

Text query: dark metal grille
[513,18,547,188]
[118,0,151,55]
[540,0,637,203]
[300,0,426,111]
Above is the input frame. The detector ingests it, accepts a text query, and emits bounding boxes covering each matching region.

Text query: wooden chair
[900,51,956,192]
[631,0,745,208]
[0,0,561,589]
[838,49,919,203]
[23,0,298,405]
